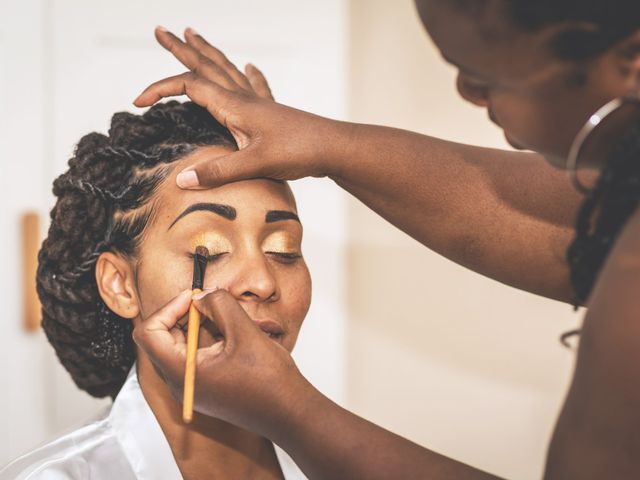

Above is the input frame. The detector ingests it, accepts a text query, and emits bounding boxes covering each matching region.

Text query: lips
[254,319,284,343]
[200,316,284,344]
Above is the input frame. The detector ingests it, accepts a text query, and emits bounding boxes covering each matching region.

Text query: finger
[154,27,237,91]
[245,63,274,100]
[134,72,197,106]
[133,72,234,126]
[175,145,272,189]
[132,289,192,373]
[184,28,253,92]
[192,289,263,348]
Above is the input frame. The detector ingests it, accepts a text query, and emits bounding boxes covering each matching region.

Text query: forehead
[417,0,557,81]
[153,145,297,225]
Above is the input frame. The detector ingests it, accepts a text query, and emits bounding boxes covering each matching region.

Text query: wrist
[306,116,361,180]
[261,367,323,446]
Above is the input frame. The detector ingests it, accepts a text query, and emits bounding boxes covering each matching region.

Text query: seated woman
[1,100,310,479]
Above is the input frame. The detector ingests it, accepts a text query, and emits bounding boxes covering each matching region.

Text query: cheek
[279,264,312,344]
[135,253,194,319]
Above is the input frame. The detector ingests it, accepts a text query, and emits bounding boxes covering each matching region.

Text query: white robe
[0,366,307,479]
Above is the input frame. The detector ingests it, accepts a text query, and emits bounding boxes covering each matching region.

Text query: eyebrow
[168,203,236,230]
[266,210,300,223]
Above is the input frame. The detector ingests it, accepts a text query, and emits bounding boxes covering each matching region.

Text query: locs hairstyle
[37,101,235,399]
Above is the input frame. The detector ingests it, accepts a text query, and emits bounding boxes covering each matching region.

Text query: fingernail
[156,25,168,33]
[193,288,217,301]
[177,170,200,188]
[186,27,198,35]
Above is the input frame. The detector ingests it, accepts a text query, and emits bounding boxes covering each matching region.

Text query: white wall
[0,0,52,464]
[1,0,349,465]
[345,1,581,479]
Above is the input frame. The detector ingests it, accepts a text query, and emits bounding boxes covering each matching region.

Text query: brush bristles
[192,245,209,290]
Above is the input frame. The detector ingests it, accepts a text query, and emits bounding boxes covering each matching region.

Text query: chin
[503,131,529,151]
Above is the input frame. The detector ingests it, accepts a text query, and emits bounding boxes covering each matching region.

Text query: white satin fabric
[1,366,307,479]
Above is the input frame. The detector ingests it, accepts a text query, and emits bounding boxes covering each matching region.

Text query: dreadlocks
[37,101,235,399]
[567,119,640,307]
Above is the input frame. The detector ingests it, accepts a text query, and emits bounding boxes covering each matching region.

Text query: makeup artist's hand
[134,27,352,189]
[133,288,312,436]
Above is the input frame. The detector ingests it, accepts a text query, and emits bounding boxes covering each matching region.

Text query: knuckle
[195,53,211,70]
[201,160,226,183]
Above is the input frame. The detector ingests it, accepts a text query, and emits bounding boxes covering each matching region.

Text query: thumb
[176,145,269,189]
[192,289,262,347]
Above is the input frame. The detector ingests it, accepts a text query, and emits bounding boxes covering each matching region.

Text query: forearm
[270,378,502,480]
[329,123,582,303]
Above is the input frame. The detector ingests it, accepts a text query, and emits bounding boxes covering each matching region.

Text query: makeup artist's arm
[135,28,581,304]
[134,289,502,480]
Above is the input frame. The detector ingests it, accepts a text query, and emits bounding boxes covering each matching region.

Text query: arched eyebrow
[168,202,237,230]
[266,210,300,223]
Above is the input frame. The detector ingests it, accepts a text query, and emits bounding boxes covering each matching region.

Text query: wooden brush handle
[183,289,201,423]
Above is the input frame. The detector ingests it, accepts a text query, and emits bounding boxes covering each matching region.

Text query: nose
[456,72,490,108]
[227,253,279,303]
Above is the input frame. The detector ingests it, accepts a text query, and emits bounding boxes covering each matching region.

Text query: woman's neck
[136,354,284,480]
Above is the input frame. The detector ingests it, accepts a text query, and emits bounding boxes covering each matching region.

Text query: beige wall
[345,1,582,479]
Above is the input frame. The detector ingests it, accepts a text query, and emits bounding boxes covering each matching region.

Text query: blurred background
[1,0,582,478]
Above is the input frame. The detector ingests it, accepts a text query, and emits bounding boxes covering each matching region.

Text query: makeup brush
[183,245,209,424]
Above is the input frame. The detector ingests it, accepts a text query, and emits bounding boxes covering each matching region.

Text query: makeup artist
[133,1,640,478]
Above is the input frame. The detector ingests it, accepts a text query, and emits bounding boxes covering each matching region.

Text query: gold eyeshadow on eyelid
[189,232,232,254]
[262,231,299,253]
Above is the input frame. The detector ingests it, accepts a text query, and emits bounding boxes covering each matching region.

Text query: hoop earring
[566,93,640,194]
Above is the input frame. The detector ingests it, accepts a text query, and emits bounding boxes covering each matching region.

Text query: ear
[95,252,140,319]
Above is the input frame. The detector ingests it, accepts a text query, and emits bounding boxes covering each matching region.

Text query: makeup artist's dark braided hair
[566,119,640,308]
[37,101,234,399]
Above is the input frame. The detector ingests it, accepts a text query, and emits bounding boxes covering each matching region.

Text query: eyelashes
[186,251,301,264]
[265,251,302,264]
[187,252,227,263]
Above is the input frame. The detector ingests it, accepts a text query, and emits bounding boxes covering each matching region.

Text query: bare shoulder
[587,205,640,318]
[544,206,640,479]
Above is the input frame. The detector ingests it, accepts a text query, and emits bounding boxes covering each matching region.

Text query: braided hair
[567,119,640,307]
[37,101,235,399]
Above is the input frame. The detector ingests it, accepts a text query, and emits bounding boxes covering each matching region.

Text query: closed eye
[187,252,228,262]
[265,251,302,263]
